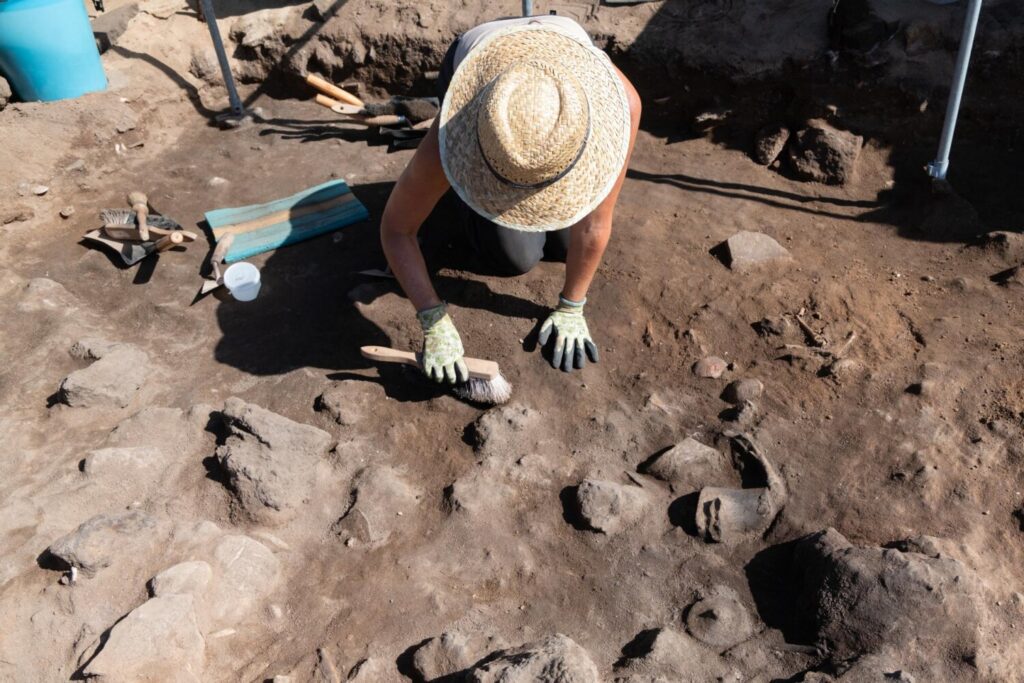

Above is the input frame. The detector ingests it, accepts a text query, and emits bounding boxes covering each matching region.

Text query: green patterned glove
[417,303,469,384]
[538,295,600,372]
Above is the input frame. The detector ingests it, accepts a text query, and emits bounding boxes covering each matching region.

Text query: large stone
[0,74,10,110]
[412,631,503,681]
[752,124,790,165]
[315,381,386,426]
[574,479,648,535]
[205,534,281,629]
[472,403,542,458]
[787,122,863,185]
[47,510,158,575]
[642,437,724,487]
[346,657,392,681]
[84,594,205,682]
[92,2,140,53]
[216,397,333,524]
[149,561,213,598]
[722,231,791,273]
[722,378,764,404]
[83,446,162,480]
[468,634,598,683]
[794,528,985,661]
[59,343,150,408]
[334,466,420,546]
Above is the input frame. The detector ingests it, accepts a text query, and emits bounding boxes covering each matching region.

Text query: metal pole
[927,0,983,180]
[522,0,533,17]
[199,0,244,117]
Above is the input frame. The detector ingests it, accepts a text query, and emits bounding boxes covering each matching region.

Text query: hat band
[476,106,592,191]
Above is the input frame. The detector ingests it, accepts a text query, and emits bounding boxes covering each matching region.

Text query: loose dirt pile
[0,0,1023,681]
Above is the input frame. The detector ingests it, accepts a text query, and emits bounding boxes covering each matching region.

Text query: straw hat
[439,24,632,232]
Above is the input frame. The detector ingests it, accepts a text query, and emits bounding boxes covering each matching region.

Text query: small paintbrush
[360,345,512,405]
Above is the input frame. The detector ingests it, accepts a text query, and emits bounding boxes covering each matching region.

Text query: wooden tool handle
[128,191,149,241]
[211,233,235,264]
[360,114,405,127]
[315,93,363,115]
[154,231,183,252]
[360,345,500,381]
[306,74,364,107]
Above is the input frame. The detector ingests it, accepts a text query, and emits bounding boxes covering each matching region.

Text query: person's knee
[496,243,543,275]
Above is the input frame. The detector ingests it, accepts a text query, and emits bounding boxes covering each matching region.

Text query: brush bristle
[100,208,135,224]
[452,374,512,405]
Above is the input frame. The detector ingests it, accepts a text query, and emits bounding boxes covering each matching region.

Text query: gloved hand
[417,303,469,384]
[538,295,600,372]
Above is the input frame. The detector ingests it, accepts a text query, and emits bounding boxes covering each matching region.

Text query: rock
[92,2,140,53]
[69,337,122,361]
[46,510,158,575]
[442,475,511,516]
[721,231,791,272]
[787,122,863,185]
[722,378,763,404]
[114,107,138,134]
[695,434,786,544]
[83,594,205,682]
[614,628,738,682]
[794,528,985,661]
[188,49,221,86]
[472,403,541,456]
[685,586,755,650]
[216,397,333,524]
[468,634,599,683]
[1,205,33,224]
[17,278,77,312]
[31,184,49,196]
[58,342,151,408]
[642,437,724,487]
[0,74,10,109]
[334,466,420,546]
[207,176,228,188]
[149,561,213,597]
[574,479,648,535]
[720,399,759,427]
[346,657,391,681]
[60,206,75,219]
[205,534,281,629]
[693,356,727,379]
[752,124,790,165]
[315,381,386,426]
[412,632,493,681]
[83,446,162,479]
[696,486,777,543]
[312,647,340,683]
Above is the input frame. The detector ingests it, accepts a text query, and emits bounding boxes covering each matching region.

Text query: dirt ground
[1,1,1023,681]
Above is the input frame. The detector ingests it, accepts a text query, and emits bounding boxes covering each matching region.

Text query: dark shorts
[434,38,570,277]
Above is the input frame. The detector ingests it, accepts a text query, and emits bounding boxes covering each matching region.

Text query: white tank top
[453,16,592,70]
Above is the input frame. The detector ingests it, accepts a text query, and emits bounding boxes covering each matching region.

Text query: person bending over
[380,15,641,381]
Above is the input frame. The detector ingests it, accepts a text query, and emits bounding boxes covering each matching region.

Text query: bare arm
[561,67,642,302]
[380,118,449,312]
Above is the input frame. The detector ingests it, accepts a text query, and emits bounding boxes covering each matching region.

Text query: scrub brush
[360,345,512,405]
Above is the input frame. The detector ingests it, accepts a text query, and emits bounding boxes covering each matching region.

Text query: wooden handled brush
[127,191,149,241]
[360,345,512,405]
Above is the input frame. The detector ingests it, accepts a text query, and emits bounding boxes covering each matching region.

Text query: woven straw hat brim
[439,25,631,232]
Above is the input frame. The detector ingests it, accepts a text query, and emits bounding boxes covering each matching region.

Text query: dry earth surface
[1,0,1023,681]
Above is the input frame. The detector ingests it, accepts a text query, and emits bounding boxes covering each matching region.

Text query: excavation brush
[360,345,512,405]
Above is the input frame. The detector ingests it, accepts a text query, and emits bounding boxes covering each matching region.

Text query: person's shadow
[211,180,547,400]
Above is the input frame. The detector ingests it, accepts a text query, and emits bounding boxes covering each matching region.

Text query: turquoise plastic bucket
[0,0,107,102]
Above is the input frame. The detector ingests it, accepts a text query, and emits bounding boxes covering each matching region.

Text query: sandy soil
[0,1,1023,681]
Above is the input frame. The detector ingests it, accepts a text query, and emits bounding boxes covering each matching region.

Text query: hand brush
[360,345,512,405]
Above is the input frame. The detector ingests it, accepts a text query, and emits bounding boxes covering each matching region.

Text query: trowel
[83,229,184,266]
[197,234,235,297]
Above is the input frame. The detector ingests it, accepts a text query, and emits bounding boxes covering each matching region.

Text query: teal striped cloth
[205,180,369,263]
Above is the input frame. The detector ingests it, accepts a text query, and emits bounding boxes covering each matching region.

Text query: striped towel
[204,180,369,263]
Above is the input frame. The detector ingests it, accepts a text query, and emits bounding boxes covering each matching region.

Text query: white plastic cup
[223,262,261,302]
